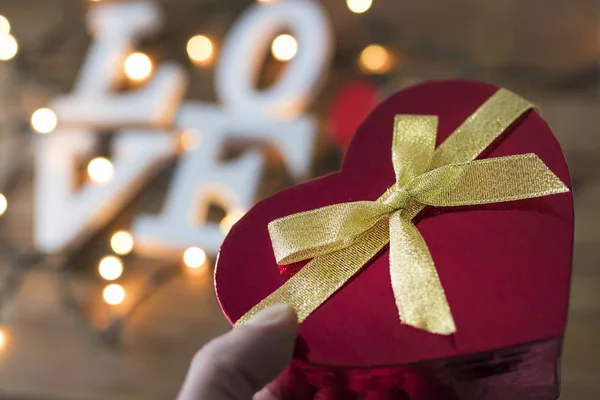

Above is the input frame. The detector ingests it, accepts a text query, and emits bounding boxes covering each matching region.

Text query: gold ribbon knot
[235,89,569,335]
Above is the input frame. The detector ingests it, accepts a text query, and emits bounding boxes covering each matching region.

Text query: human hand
[177,304,298,400]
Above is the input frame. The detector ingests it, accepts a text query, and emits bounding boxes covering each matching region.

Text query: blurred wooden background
[0,0,598,398]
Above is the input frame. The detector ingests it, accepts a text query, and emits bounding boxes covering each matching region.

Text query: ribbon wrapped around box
[215,80,574,399]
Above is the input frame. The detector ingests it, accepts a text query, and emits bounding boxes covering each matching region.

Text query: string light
[0,34,17,61]
[219,209,245,234]
[271,34,297,62]
[124,52,152,81]
[257,0,275,3]
[0,329,6,350]
[347,0,372,13]
[87,157,114,183]
[103,284,125,305]
[0,15,10,35]
[98,256,124,281]
[0,193,7,216]
[359,44,393,74]
[183,247,207,269]
[30,108,58,134]
[110,231,134,256]
[186,35,213,65]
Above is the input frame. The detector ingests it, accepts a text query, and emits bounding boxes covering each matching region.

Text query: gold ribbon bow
[235,89,569,334]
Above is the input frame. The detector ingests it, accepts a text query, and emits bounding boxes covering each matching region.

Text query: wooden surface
[0,267,230,400]
[0,1,598,399]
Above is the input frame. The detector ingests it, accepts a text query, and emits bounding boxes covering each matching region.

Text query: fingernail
[246,304,294,326]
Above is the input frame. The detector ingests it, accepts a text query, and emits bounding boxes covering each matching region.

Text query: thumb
[177,304,298,400]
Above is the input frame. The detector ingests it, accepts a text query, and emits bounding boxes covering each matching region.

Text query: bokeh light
[98,256,124,281]
[0,15,11,35]
[103,284,126,305]
[359,44,392,74]
[271,34,297,62]
[0,34,18,61]
[187,35,213,65]
[124,52,153,81]
[183,247,207,269]
[179,130,201,152]
[31,108,58,134]
[0,194,7,216]
[110,231,134,256]
[347,0,372,14]
[87,157,114,183]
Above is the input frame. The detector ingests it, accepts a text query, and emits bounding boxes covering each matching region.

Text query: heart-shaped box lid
[215,79,573,369]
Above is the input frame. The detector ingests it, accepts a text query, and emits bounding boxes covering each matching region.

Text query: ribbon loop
[392,115,437,185]
[268,201,392,265]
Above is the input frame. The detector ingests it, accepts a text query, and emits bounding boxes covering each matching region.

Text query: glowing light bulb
[110,231,134,256]
[271,34,297,62]
[0,34,17,61]
[0,15,10,35]
[103,284,125,305]
[124,52,152,81]
[183,247,207,269]
[31,108,58,134]
[187,35,213,65]
[98,256,124,281]
[87,157,114,183]
[359,44,392,74]
[220,209,245,234]
[0,193,6,216]
[347,0,372,13]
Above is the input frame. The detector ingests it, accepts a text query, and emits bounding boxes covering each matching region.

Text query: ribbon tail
[389,212,456,335]
[236,218,390,326]
[408,153,569,207]
[431,88,535,168]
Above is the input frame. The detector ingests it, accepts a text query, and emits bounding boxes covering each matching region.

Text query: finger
[177,304,298,400]
[254,387,279,400]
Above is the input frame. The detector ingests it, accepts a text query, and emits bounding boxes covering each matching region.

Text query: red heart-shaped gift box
[215,80,573,399]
